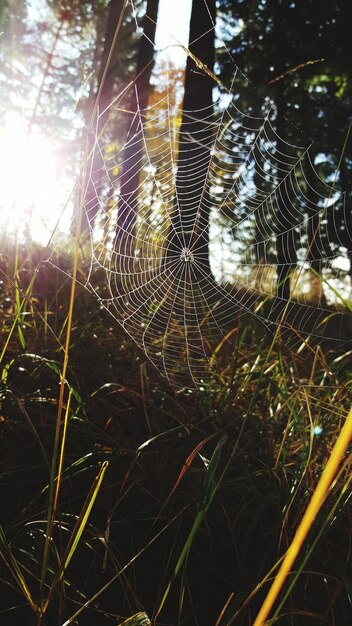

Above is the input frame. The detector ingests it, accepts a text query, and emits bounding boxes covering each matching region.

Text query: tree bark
[339,161,352,289]
[341,1,352,290]
[166,0,216,277]
[274,1,297,300]
[305,150,327,305]
[114,0,159,254]
[253,147,268,291]
[83,0,126,233]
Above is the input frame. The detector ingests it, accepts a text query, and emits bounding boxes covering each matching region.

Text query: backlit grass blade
[120,612,151,626]
[14,268,26,349]
[61,505,190,626]
[63,460,109,569]
[0,524,38,614]
[163,432,217,508]
[53,388,72,514]
[40,153,86,599]
[270,458,352,622]
[41,460,109,615]
[155,435,226,619]
[218,460,352,626]
[253,406,352,626]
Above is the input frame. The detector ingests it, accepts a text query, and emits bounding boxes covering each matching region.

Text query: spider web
[72,61,352,389]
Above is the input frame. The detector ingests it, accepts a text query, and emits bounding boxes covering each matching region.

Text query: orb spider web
[72,61,352,389]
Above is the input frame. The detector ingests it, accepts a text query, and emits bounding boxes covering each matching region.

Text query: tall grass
[0,235,351,625]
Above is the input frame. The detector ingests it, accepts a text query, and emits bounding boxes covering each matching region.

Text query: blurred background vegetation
[0,1,351,625]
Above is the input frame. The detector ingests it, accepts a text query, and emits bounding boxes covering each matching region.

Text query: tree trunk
[305,152,327,305]
[296,0,326,306]
[83,0,126,234]
[166,0,216,277]
[274,2,296,300]
[253,147,268,291]
[340,161,352,289]
[301,90,326,304]
[341,1,352,290]
[114,0,159,255]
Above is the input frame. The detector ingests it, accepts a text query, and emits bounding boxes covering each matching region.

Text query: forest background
[0,1,352,625]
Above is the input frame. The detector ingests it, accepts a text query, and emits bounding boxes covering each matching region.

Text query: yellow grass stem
[53,389,72,513]
[253,406,352,626]
[39,133,87,603]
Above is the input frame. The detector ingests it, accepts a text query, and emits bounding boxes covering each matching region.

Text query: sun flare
[0,114,71,245]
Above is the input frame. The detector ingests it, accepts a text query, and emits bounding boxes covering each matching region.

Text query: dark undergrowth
[0,238,351,626]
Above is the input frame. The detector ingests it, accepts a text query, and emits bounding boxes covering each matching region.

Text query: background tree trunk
[274,1,296,300]
[341,0,352,287]
[83,0,126,234]
[166,0,216,277]
[304,147,327,305]
[114,0,159,255]
[253,147,268,291]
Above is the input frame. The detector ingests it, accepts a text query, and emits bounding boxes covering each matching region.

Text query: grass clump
[0,239,351,626]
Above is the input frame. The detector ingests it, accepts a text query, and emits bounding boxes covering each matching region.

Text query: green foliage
[0,1,351,624]
[0,241,351,625]
[217,0,352,287]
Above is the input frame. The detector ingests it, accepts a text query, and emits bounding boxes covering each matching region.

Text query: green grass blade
[0,524,38,613]
[155,435,226,618]
[42,460,109,614]
[14,273,26,349]
[63,459,109,569]
[120,613,151,626]
[1,358,14,384]
[40,169,85,598]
